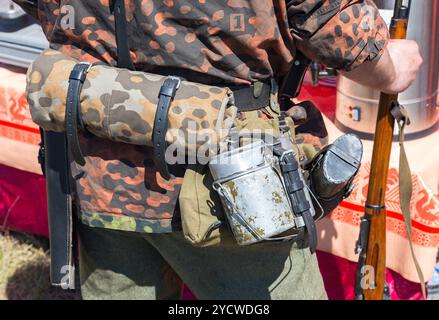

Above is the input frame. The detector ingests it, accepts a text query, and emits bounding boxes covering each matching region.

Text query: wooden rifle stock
[355,1,410,300]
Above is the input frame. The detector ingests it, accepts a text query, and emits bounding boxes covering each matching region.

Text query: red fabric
[298,84,337,121]
[316,251,424,300]
[0,164,48,237]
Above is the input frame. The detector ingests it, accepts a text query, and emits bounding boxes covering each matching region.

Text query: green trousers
[78,222,328,300]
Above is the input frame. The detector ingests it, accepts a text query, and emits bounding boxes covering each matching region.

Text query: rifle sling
[391,103,427,300]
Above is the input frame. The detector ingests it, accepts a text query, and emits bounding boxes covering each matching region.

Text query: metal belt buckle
[159,76,181,98]
[77,61,93,73]
[168,75,181,89]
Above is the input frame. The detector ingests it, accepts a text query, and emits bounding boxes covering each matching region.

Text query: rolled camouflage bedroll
[26,49,237,154]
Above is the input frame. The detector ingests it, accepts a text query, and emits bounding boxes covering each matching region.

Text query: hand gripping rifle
[354,0,426,300]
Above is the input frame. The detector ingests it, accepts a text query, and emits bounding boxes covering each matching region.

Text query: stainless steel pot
[0,0,25,19]
[336,0,439,139]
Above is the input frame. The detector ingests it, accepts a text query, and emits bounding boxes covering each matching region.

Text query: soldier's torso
[45,0,294,85]
[35,0,296,232]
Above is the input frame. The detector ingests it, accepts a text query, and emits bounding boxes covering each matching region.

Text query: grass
[0,231,80,300]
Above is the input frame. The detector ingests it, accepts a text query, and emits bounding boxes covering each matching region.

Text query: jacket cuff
[292,1,390,71]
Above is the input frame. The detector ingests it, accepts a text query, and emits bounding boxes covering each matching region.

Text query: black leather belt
[65,62,92,166]
[229,80,272,112]
[153,76,181,180]
[274,146,318,253]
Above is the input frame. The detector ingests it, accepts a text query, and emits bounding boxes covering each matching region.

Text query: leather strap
[113,0,135,70]
[65,62,92,166]
[44,131,75,289]
[391,102,427,300]
[274,146,318,253]
[153,76,181,180]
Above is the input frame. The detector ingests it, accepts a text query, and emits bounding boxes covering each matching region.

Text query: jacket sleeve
[286,0,389,71]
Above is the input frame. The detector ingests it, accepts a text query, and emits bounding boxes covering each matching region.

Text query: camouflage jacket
[15,0,388,233]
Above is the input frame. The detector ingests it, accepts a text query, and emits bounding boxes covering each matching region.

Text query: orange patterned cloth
[317,116,439,283]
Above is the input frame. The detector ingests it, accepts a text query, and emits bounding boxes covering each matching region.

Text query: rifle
[354,0,426,300]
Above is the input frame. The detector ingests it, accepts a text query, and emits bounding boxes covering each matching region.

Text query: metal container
[209,140,300,245]
[336,0,439,139]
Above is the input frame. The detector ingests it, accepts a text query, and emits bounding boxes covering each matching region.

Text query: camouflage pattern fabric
[287,0,389,70]
[15,0,389,81]
[26,49,237,153]
[68,136,187,233]
[14,0,389,234]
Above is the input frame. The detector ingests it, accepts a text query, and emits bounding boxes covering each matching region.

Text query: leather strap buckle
[159,76,181,96]
[78,61,93,73]
[153,76,181,180]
